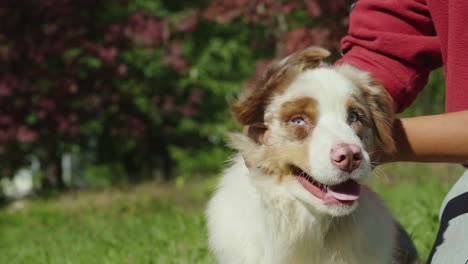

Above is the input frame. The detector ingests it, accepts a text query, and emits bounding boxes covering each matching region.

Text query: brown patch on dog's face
[265,97,319,181]
[274,142,312,182]
[229,97,319,182]
[231,48,331,182]
[280,97,318,140]
[231,47,330,126]
[227,132,310,181]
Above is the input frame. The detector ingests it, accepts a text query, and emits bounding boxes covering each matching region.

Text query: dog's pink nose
[330,143,362,172]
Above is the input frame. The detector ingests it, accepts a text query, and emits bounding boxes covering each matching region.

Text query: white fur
[207,67,399,263]
[207,156,396,264]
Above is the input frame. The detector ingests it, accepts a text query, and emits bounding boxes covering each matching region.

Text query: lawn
[0,163,465,263]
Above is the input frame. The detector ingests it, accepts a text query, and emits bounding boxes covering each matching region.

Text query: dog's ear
[336,64,396,153]
[231,47,330,126]
[227,132,267,163]
[366,79,396,153]
[284,46,330,71]
[243,125,270,145]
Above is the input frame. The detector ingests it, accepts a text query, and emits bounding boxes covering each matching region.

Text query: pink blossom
[282,2,300,14]
[162,96,175,112]
[117,64,128,76]
[127,13,170,47]
[180,105,197,117]
[0,82,12,97]
[16,126,38,144]
[58,117,69,133]
[110,94,121,103]
[105,24,123,43]
[164,44,189,72]
[188,89,202,104]
[175,11,200,33]
[43,24,58,35]
[97,46,118,62]
[304,0,322,17]
[0,115,12,124]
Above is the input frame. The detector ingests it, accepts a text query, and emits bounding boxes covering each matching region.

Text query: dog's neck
[248,168,367,264]
[249,168,334,242]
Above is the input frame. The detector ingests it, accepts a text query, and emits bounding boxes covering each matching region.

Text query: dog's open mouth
[291,166,361,205]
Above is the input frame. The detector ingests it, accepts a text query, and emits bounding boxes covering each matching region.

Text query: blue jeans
[427,170,468,264]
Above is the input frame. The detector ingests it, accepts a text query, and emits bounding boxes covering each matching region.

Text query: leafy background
[0,0,447,191]
[0,1,458,263]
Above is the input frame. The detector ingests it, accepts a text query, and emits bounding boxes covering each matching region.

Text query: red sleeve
[336,0,442,113]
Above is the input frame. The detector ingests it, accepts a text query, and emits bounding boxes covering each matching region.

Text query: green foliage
[62,48,83,60]
[0,0,449,191]
[82,163,127,188]
[370,162,464,259]
[170,145,233,177]
[81,56,103,69]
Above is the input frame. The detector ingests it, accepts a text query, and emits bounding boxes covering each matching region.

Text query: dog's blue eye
[292,117,306,125]
[348,112,359,123]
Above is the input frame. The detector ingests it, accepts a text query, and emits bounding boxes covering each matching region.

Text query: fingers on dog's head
[231,47,330,126]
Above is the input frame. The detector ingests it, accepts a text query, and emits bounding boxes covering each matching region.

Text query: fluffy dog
[206,47,419,264]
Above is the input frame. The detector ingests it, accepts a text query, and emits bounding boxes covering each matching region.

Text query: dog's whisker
[371,167,391,184]
[351,213,358,225]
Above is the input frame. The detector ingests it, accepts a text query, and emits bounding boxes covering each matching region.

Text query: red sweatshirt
[337,0,468,113]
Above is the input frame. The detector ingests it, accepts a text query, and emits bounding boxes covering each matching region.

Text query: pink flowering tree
[0,0,350,190]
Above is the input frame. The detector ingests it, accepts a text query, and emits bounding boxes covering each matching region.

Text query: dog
[206,47,419,264]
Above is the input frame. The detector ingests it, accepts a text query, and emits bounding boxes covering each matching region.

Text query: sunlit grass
[0,181,216,264]
[370,162,464,259]
[0,163,464,263]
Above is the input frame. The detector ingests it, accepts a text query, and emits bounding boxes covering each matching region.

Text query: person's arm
[388,111,468,164]
[335,0,468,165]
[336,0,442,113]
[244,1,468,166]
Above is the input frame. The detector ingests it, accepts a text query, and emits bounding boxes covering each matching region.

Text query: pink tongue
[327,180,361,201]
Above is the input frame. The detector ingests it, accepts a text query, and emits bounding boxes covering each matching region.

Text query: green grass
[0,181,217,264]
[0,163,465,263]
[368,162,465,260]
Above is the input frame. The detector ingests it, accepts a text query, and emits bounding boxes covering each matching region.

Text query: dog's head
[229,47,395,216]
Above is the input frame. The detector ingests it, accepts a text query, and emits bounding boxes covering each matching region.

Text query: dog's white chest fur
[207,156,396,264]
